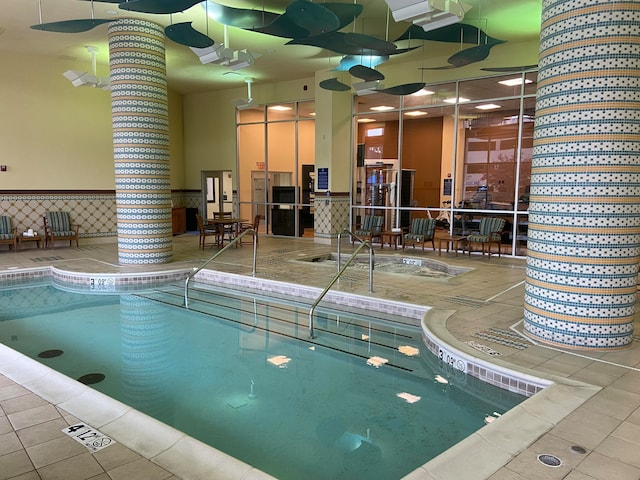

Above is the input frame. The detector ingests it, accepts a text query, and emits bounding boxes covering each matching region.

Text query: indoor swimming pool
[0,280,526,480]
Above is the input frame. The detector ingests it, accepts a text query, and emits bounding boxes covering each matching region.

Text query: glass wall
[352,71,537,256]
[237,101,315,237]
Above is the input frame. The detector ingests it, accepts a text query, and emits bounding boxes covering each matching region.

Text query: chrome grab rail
[308,229,374,338]
[184,229,257,309]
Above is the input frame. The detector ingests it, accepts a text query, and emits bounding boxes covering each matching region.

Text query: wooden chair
[402,217,436,252]
[0,216,17,251]
[196,214,221,249]
[239,214,262,246]
[467,217,506,258]
[43,211,79,248]
[352,215,384,244]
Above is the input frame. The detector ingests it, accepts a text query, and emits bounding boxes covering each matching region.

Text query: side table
[18,235,43,251]
[380,231,403,250]
[437,234,467,256]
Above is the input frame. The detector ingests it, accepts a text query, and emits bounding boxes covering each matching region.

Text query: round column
[108,19,172,264]
[524,0,640,349]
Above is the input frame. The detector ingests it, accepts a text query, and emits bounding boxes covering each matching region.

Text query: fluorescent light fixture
[225,49,259,70]
[63,46,110,90]
[411,88,435,96]
[190,45,259,70]
[370,105,394,111]
[443,97,470,104]
[268,105,292,111]
[499,77,533,87]
[233,98,257,110]
[190,44,227,64]
[354,80,383,95]
[404,110,428,117]
[357,118,376,123]
[62,70,110,90]
[476,103,501,110]
[384,0,471,32]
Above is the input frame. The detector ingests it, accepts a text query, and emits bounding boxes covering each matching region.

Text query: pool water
[0,283,525,480]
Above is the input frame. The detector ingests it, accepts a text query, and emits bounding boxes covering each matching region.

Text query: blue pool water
[0,282,525,480]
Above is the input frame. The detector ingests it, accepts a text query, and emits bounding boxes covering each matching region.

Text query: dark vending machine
[400,169,416,229]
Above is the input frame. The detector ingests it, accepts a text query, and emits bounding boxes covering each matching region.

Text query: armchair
[43,211,80,248]
[402,217,436,252]
[196,214,221,249]
[467,217,506,258]
[352,215,384,244]
[0,216,17,251]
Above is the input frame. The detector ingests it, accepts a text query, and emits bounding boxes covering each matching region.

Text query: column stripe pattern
[524,0,640,350]
[108,19,172,264]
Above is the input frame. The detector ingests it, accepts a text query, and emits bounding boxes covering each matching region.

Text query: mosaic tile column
[524,0,640,350]
[109,19,172,264]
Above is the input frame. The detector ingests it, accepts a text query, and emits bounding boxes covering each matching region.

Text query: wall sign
[317,167,329,190]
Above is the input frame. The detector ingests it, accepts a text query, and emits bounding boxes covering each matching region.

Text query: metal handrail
[308,230,374,338]
[184,228,257,309]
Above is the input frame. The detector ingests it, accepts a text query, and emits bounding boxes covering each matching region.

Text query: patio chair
[0,216,18,251]
[467,217,506,258]
[402,217,436,252]
[43,211,79,248]
[239,214,262,246]
[352,215,384,244]
[197,214,221,249]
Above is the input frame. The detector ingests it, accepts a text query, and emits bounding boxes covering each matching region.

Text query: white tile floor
[1,233,639,480]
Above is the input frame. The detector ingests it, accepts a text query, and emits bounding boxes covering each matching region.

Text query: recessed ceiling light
[404,110,428,117]
[476,104,501,110]
[444,97,470,104]
[269,105,291,111]
[358,118,376,123]
[370,105,394,111]
[498,78,533,87]
[411,89,435,96]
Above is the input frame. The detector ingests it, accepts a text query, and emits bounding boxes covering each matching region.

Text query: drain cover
[537,454,562,467]
[38,349,64,358]
[78,373,106,385]
[570,445,587,454]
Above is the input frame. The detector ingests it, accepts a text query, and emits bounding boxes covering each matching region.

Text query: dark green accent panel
[394,23,505,46]
[377,82,426,95]
[288,32,398,56]
[481,64,538,72]
[118,0,201,14]
[319,78,351,91]
[166,22,214,48]
[30,19,112,33]
[349,65,385,81]
[286,0,340,36]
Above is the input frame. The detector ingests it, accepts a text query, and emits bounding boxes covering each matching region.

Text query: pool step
[134,286,425,373]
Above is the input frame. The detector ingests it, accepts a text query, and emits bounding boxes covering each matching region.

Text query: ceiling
[1,0,542,95]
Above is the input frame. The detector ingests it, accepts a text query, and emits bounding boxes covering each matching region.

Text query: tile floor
[0,233,639,480]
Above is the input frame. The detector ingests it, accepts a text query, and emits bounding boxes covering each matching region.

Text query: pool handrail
[184,228,257,309]
[309,229,374,338]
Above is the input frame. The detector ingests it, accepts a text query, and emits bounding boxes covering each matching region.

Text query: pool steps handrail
[184,229,257,309]
[309,229,374,338]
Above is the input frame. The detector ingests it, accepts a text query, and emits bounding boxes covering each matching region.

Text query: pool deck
[1,233,639,480]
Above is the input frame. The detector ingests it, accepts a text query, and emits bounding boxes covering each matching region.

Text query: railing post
[184,228,257,309]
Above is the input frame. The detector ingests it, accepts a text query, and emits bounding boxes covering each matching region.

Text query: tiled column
[524,0,640,349]
[109,19,172,264]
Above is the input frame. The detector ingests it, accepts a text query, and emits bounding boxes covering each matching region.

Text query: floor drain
[78,373,106,385]
[570,445,587,454]
[537,454,562,467]
[37,349,64,358]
